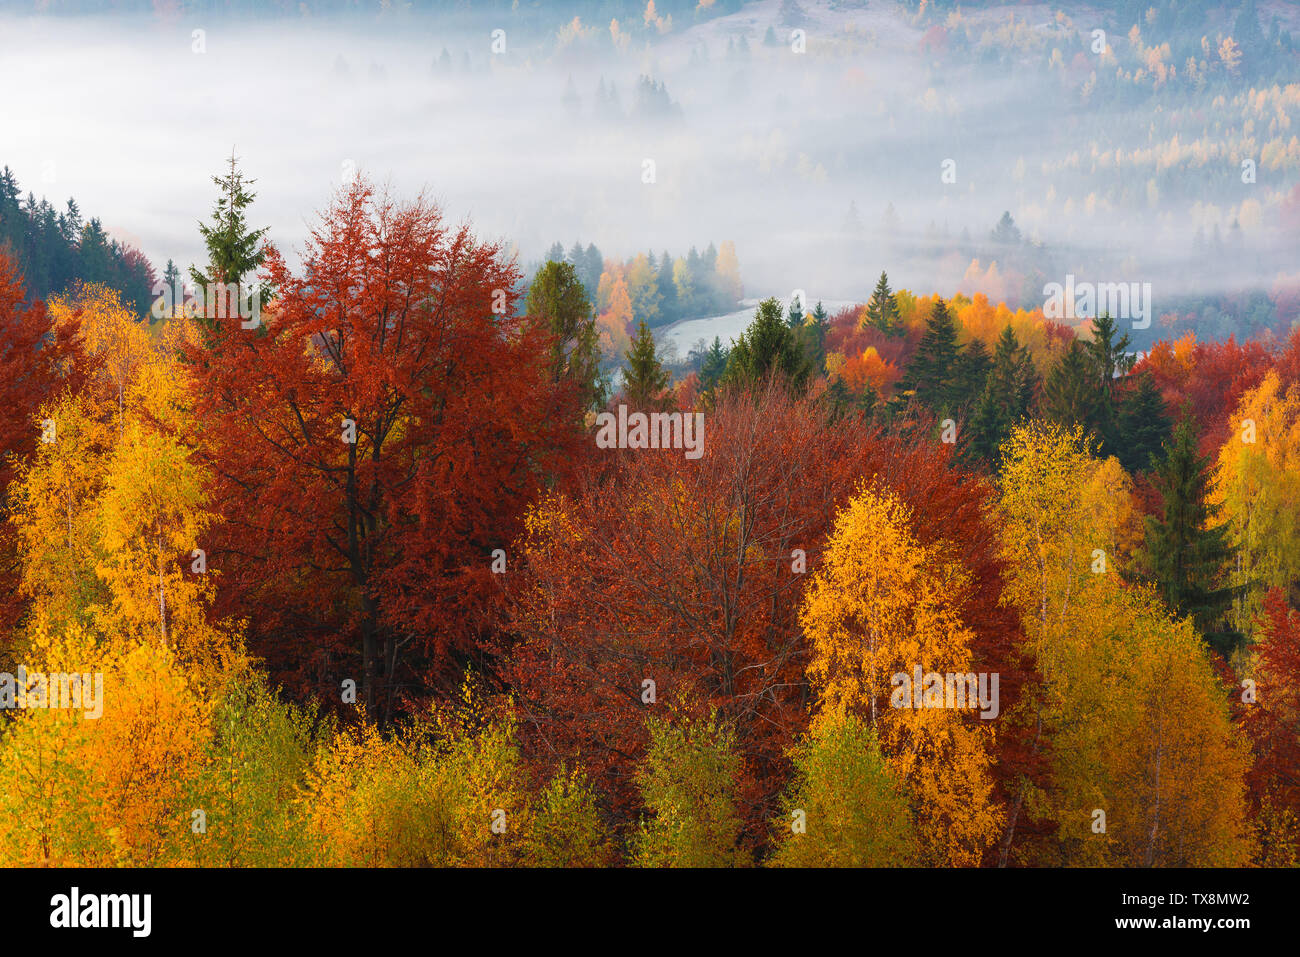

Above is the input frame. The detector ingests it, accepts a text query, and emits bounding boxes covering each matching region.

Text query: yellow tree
[9,393,113,636]
[997,421,1252,865]
[799,484,1002,865]
[0,622,210,866]
[47,283,153,439]
[1211,371,1300,637]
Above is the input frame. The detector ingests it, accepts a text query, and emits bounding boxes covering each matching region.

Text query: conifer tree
[1116,372,1171,474]
[897,297,960,412]
[1142,419,1242,655]
[622,318,671,410]
[189,152,270,323]
[863,271,901,336]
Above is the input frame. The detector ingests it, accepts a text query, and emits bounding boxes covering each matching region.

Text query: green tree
[622,318,671,410]
[1116,372,1171,474]
[1041,339,1107,439]
[526,259,608,412]
[631,712,746,868]
[968,326,1037,464]
[1143,419,1241,655]
[768,714,916,867]
[189,152,270,323]
[897,297,960,412]
[721,297,808,391]
[699,336,729,393]
[863,271,901,336]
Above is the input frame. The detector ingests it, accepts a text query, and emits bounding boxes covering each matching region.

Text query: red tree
[184,178,579,722]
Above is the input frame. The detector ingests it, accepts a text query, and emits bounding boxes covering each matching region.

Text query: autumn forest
[0,0,1298,880]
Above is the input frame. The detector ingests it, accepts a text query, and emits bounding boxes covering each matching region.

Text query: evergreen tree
[189,152,270,322]
[1087,312,1132,452]
[1142,419,1242,656]
[953,337,991,411]
[699,336,729,393]
[863,271,901,336]
[968,326,1036,464]
[527,260,608,413]
[800,300,830,372]
[897,297,960,412]
[622,319,671,410]
[655,249,677,323]
[1116,372,1171,474]
[1041,339,1107,439]
[721,297,808,391]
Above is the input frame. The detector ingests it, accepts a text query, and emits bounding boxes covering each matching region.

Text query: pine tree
[953,337,991,411]
[786,294,804,329]
[897,297,960,412]
[623,319,671,410]
[699,336,728,393]
[800,300,830,372]
[1142,419,1242,656]
[1116,372,1171,474]
[863,271,901,336]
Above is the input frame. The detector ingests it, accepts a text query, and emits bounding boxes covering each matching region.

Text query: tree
[863,271,901,336]
[1240,588,1300,865]
[0,251,91,634]
[622,319,671,410]
[1115,371,1170,473]
[721,297,808,391]
[630,712,746,868]
[526,259,607,412]
[897,297,961,413]
[785,294,804,329]
[1212,371,1300,638]
[800,484,1003,865]
[188,152,269,326]
[995,422,1249,866]
[968,326,1036,465]
[1142,418,1240,655]
[184,177,576,722]
[768,713,916,867]
[699,336,728,393]
[1041,339,1107,440]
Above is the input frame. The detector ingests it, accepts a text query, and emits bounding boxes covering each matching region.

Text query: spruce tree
[623,318,671,410]
[897,297,960,412]
[721,297,808,391]
[1142,419,1242,656]
[189,152,270,322]
[699,336,729,393]
[863,271,901,336]
[1041,339,1107,439]
[1116,372,1171,474]
[786,294,805,329]
[967,326,1035,465]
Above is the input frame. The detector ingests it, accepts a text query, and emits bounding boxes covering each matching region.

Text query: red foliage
[184,179,580,722]
[1240,589,1300,826]
[503,383,1032,860]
